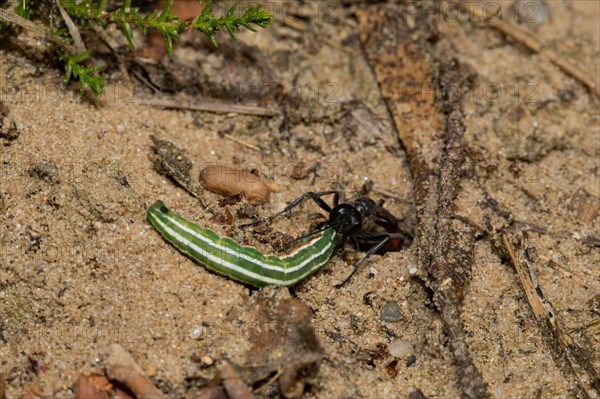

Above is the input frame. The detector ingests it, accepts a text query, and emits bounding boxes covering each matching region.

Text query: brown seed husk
[199,165,270,205]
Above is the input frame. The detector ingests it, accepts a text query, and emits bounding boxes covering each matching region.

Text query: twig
[0,8,76,54]
[137,98,279,117]
[280,17,306,33]
[356,4,488,398]
[55,0,86,54]
[459,1,600,98]
[129,67,161,94]
[252,369,282,395]
[105,343,165,399]
[570,319,600,336]
[501,234,600,396]
[222,133,261,152]
[371,187,413,205]
[429,58,489,399]
[502,234,549,320]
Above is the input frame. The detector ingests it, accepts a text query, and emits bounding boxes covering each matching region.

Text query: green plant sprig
[15,0,31,19]
[5,0,273,96]
[192,1,273,47]
[63,50,106,96]
[58,0,273,54]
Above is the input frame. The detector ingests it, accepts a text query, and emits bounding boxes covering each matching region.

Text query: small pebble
[145,365,157,377]
[406,355,417,367]
[388,340,413,357]
[189,325,206,340]
[185,362,197,377]
[201,355,214,366]
[380,301,402,322]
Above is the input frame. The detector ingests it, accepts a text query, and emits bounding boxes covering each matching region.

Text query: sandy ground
[0,1,599,398]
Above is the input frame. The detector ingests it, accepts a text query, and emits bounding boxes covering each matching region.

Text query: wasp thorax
[329,204,363,235]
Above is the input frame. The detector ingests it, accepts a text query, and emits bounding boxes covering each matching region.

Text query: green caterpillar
[147,200,337,287]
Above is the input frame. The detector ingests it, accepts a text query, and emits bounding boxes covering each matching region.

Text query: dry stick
[459,2,600,98]
[222,133,261,152]
[137,98,279,117]
[55,0,86,55]
[571,320,600,336]
[501,234,600,396]
[455,185,600,394]
[431,59,489,399]
[106,344,165,399]
[356,4,488,398]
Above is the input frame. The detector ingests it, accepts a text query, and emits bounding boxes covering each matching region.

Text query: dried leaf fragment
[74,374,112,399]
[150,135,205,206]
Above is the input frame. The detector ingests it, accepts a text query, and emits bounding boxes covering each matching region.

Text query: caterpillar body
[147,200,337,287]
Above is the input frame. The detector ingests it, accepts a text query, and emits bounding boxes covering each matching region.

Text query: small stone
[200,356,214,366]
[388,340,413,357]
[145,365,157,377]
[380,301,402,322]
[185,362,197,377]
[189,325,206,340]
[568,189,599,223]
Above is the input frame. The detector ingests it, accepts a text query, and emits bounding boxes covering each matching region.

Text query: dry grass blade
[56,0,86,54]
[137,98,279,117]
[501,234,600,396]
[0,8,76,54]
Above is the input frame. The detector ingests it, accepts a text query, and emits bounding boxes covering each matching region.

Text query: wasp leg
[336,233,405,288]
[240,190,340,227]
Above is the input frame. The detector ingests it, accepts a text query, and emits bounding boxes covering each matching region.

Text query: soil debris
[380,301,402,322]
[568,189,600,223]
[188,288,323,398]
[357,3,488,397]
[0,101,19,144]
[190,363,250,399]
[149,134,205,206]
[28,160,60,184]
[74,160,142,222]
[240,288,323,398]
[74,374,112,399]
[105,344,165,399]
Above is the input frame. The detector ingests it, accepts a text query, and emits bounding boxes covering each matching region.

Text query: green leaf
[189,1,271,47]
[121,21,135,49]
[63,51,105,96]
[159,0,174,22]
[16,0,31,19]
[51,0,271,96]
